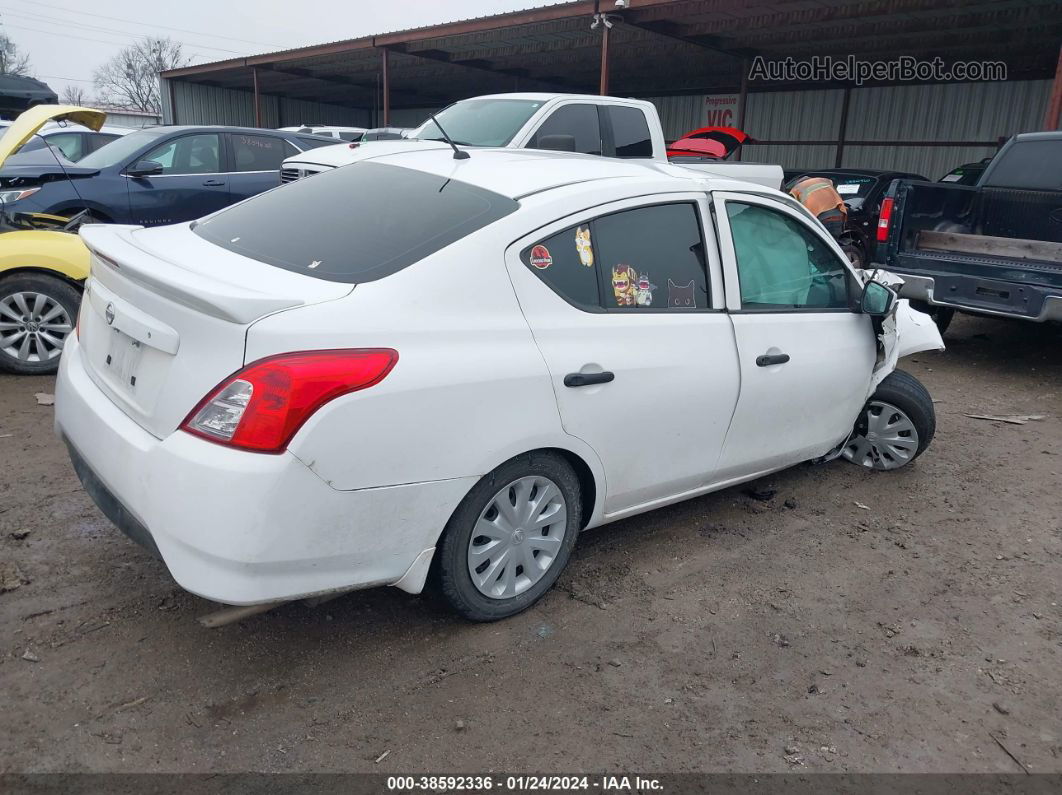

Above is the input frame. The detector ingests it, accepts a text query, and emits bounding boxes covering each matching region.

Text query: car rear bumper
[55,337,475,605]
[894,271,1062,322]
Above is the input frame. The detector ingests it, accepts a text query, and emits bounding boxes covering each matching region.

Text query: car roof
[153,125,335,140]
[359,146,752,200]
[451,92,653,105]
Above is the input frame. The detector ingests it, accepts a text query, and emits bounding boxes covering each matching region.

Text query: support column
[599,21,610,95]
[734,58,749,161]
[835,86,852,167]
[252,67,262,127]
[381,48,391,126]
[1045,44,1062,130]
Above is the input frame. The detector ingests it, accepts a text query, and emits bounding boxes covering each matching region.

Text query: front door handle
[756,353,790,367]
[564,371,615,388]
[202,179,225,187]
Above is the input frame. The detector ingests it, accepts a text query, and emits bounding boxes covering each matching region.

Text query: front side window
[607,106,652,158]
[44,132,84,161]
[528,105,602,156]
[141,133,220,175]
[194,161,518,284]
[725,202,850,310]
[523,203,708,312]
[231,133,287,172]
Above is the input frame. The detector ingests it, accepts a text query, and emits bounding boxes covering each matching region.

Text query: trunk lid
[77,223,353,438]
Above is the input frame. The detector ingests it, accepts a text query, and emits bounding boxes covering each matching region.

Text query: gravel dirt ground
[0,313,1059,774]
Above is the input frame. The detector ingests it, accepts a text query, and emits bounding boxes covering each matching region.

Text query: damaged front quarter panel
[862,270,945,395]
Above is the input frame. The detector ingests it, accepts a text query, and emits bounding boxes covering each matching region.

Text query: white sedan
[55,147,943,621]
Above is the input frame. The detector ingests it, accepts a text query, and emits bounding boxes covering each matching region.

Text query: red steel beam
[381,48,390,126]
[1045,44,1062,130]
[599,21,610,95]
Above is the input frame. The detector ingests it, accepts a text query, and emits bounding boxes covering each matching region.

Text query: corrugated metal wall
[162,78,370,129]
[646,80,1051,178]
[105,111,162,128]
[165,75,1051,178]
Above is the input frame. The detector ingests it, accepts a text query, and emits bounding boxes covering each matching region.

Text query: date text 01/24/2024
[386,775,663,791]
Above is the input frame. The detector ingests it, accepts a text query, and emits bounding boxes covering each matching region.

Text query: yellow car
[0,105,103,374]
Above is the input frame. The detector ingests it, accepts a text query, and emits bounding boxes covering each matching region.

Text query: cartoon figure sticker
[529,244,553,270]
[668,279,697,308]
[574,226,594,267]
[612,265,639,306]
[636,272,656,306]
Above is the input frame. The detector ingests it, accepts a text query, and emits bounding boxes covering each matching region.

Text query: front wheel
[435,452,582,621]
[0,273,81,375]
[842,370,935,471]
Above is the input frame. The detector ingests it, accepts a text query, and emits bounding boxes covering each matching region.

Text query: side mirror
[125,160,163,178]
[861,280,897,316]
[535,134,576,152]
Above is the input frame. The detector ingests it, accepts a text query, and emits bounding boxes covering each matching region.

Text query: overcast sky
[3,0,566,103]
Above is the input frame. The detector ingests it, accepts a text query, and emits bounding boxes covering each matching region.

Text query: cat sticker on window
[612,265,639,306]
[574,226,594,268]
[668,279,697,308]
[636,272,656,306]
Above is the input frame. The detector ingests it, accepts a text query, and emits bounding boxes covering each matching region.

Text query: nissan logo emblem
[105,303,115,326]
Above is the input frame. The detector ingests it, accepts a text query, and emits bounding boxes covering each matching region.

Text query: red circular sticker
[529,244,553,270]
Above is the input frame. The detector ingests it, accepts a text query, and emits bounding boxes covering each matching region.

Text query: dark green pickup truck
[879,131,1062,328]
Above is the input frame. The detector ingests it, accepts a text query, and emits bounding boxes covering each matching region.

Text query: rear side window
[607,106,652,158]
[524,203,709,311]
[521,225,601,310]
[528,104,602,155]
[982,140,1062,190]
[193,161,518,283]
[231,134,288,172]
[594,204,707,309]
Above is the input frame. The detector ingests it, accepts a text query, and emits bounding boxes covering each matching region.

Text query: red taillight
[181,349,398,453]
[876,197,894,243]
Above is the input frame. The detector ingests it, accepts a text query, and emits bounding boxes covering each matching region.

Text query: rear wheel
[841,242,865,269]
[842,370,935,470]
[0,273,81,375]
[435,452,582,621]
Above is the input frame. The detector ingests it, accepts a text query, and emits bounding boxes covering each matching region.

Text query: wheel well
[0,267,84,291]
[539,447,597,530]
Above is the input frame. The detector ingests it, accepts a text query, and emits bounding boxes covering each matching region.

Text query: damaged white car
[55,147,943,622]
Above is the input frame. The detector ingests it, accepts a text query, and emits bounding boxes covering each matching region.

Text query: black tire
[435,451,583,622]
[841,242,865,269]
[845,369,935,470]
[0,272,82,375]
[909,300,955,335]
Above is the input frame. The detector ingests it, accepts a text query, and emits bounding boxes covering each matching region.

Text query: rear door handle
[756,353,790,367]
[564,371,614,388]
[202,179,225,187]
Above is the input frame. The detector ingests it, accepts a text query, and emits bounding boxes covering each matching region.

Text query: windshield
[78,128,169,169]
[411,99,544,147]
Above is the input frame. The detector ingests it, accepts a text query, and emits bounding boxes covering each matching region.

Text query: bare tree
[0,32,32,76]
[60,85,91,106]
[93,37,188,114]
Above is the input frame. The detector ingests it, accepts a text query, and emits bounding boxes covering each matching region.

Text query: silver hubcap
[467,475,567,600]
[0,291,73,363]
[842,400,920,470]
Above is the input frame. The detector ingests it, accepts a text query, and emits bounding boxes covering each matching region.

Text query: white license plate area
[104,328,145,393]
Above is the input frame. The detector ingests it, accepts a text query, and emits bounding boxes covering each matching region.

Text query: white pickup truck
[280,92,783,189]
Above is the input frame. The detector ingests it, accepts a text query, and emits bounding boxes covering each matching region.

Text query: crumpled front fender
[865,271,945,395]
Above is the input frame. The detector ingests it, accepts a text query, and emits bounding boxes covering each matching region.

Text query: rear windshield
[982,140,1062,190]
[193,161,519,283]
